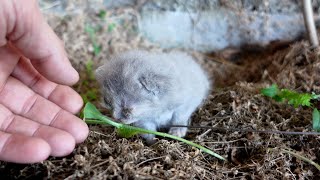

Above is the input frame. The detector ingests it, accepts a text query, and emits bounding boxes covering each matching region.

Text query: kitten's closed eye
[138,73,169,96]
[121,108,133,119]
[103,97,113,109]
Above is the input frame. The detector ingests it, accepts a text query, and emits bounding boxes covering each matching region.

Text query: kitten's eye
[103,97,113,109]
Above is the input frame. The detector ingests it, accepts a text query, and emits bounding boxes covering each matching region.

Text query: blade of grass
[85,25,101,56]
[312,108,320,131]
[281,149,320,171]
[84,103,121,128]
[119,124,226,160]
[83,102,226,161]
[261,84,278,98]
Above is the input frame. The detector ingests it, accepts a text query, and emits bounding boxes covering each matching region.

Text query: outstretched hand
[0,0,89,163]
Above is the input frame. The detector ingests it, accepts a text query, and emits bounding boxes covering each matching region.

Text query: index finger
[0,0,79,85]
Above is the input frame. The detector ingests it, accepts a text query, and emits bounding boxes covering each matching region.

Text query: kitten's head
[95,57,171,124]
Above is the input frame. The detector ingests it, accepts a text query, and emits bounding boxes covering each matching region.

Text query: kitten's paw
[141,134,157,145]
[168,127,188,137]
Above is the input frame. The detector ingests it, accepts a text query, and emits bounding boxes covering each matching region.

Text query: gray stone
[103,0,136,9]
[38,0,320,52]
[138,0,319,52]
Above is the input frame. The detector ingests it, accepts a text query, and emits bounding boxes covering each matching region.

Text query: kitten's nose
[121,108,132,118]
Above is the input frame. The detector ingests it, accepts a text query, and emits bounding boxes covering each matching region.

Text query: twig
[135,156,166,167]
[196,129,212,140]
[206,56,244,70]
[90,159,110,169]
[170,125,320,136]
[87,118,320,136]
[92,131,110,137]
[269,148,320,171]
[40,1,61,11]
[302,0,319,47]
[201,139,245,144]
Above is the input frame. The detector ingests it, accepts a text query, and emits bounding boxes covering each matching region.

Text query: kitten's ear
[95,66,112,91]
[138,73,170,96]
[95,65,106,83]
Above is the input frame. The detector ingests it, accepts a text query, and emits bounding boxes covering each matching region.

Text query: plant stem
[121,124,227,161]
[281,149,320,171]
[84,102,226,161]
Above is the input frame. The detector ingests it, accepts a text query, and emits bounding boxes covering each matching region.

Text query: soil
[1,6,320,180]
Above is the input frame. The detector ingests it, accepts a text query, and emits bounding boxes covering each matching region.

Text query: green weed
[83,102,226,161]
[107,23,116,32]
[261,84,320,131]
[81,60,98,103]
[85,25,101,56]
[98,10,107,19]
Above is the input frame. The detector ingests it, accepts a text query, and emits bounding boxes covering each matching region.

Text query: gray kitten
[95,50,210,143]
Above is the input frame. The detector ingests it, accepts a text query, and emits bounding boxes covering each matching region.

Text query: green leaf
[108,23,116,32]
[85,59,95,80]
[85,25,95,36]
[312,92,320,100]
[93,44,101,56]
[261,84,279,98]
[313,108,320,131]
[85,25,101,56]
[117,124,140,138]
[84,102,120,128]
[83,102,103,119]
[98,10,107,19]
[272,95,284,102]
[261,84,319,108]
[279,90,312,108]
[81,90,98,104]
[85,59,93,73]
[83,102,226,161]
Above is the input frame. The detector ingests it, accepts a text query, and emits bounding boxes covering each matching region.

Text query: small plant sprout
[79,60,99,119]
[83,102,226,161]
[107,23,116,32]
[80,60,98,104]
[98,9,107,19]
[85,25,102,56]
[261,84,320,131]
[85,59,95,80]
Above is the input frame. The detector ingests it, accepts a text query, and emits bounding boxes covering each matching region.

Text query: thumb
[0,0,79,85]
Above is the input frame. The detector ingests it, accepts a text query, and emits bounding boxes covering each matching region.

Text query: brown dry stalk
[302,0,319,47]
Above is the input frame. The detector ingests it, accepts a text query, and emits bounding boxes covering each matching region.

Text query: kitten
[95,50,210,143]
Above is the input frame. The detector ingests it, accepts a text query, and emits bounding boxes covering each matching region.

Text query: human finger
[0,44,21,87]
[0,0,79,85]
[0,131,50,163]
[0,76,89,144]
[12,57,83,114]
[0,104,75,157]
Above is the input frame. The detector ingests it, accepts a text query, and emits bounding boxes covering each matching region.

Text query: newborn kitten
[95,50,210,143]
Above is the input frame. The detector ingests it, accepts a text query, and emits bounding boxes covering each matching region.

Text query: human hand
[0,0,89,163]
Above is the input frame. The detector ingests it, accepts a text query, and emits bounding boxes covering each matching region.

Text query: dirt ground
[1,6,320,180]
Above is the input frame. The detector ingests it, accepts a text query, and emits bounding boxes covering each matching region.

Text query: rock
[103,0,136,9]
[38,0,320,52]
[138,0,319,52]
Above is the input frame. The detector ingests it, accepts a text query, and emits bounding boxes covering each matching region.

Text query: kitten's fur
[96,50,210,143]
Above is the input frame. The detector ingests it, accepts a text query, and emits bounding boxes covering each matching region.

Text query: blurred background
[39,0,320,53]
